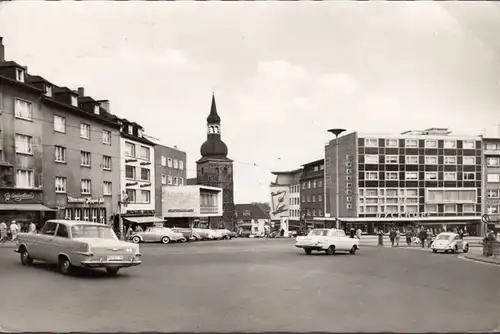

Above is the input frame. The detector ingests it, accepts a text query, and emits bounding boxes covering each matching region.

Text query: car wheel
[59,256,73,276]
[452,245,458,253]
[349,245,357,255]
[432,249,438,253]
[161,236,171,244]
[20,249,33,265]
[325,246,335,255]
[305,249,312,255]
[463,245,469,253]
[132,236,141,244]
[106,268,120,276]
[180,238,187,243]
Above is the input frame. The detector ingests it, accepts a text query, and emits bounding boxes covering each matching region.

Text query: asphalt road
[0,238,499,333]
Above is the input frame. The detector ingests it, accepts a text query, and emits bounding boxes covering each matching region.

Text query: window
[125,165,135,179]
[365,189,377,197]
[161,174,167,185]
[168,175,173,185]
[103,181,112,196]
[102,156,112,170]
[444,204,457,213]
[312,195,316,202]
[128,125,133,134]
[308,181,311,189]
[318,180,323,187]
[307,195,311,203]
[167,158,173,167]
[179,177,184,186]
[161,156,167,166]
[444,140,457,149]
[16,68,24,82]
[318,194,323,202]
[385,172,398,180]
[45,85,52,97]
[385,139,398,147]
[74,209,81,221]
[102,130,111,145]
[406,198,419,205]
[312,180,317,188]
[487,189,499,198]
[40,222,57,236]
[425,139,437,148]
[364,138,378,147]
[406,205,418,213]
[14,99,32,120]
[365,155,379,164]
[125,142,135,157]
[54,146,66,163]
[487,205,499,214]
[386,189,397,197]
[179,160,184,170]
[444,156,457,165]
[385,155,398,164]
[81,151,91,167]
[406,189,418,197]
[463,141,475,149]
[55,177,67,193]
[487,173,500,183]
[405,172,418,180]
[405,139,418,148]
[100,209,106,224]
[71,95,78,107]
[80,123,90,139]
[140,190,151,203]
[83,209,90,222]
[81,179,91,194]
[92,208,98,223]
[425,156,438,165]
[320,164,324,170]
[463,204,475,213]
[462,156,475,165]
[16,170,34,188]
[365,206,378,213]
[56,224,68,238]
[140,168,150,181]
[138,146,150,160]
[301,197,305,203]
[365,171,378,180]
[15,134,32,154]
[426,189,476,204]
[486,157,500,167]
[93,105,100,115]
[314,166,319,172]
[54,115,66,133]
[444,172,457,181]
[64,209,72,220]
[463,172,475,181]
[174,176,178,186]
[486,143,500,151]
[425,172,438,180]
[405,155,418,164]
[425,204,438,213]
[174,159,178,169]
[126,189,136,203]
[302,182,306,190]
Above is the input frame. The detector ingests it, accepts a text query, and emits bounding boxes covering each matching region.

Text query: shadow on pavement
[20,262,134,280]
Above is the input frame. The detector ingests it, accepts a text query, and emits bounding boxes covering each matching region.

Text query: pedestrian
[406,230,412,246]
[10,221,19,242]
[395,229,401,247]
[389,229,396,247]
[355,228,362,240]
[426,229,433,248]
[377,229,384,246]
[126,226,133,240]
[459,229,464,240]
[28,221,36,234]
[419,228,427,248]
[349,228,355,239]
[0,221,7,243]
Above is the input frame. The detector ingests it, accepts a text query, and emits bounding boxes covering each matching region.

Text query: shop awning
[0,204,58,212]
[124,216,165,224]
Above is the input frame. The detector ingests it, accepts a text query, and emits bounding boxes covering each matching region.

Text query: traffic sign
[482,214,490,224]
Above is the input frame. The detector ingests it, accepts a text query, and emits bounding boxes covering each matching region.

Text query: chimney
[0,37,4,62]
[77,87,85,97]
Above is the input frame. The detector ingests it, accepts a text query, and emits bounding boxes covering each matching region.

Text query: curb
[463,254,500,266]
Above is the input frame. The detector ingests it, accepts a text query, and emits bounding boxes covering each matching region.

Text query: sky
[1,2,500,204]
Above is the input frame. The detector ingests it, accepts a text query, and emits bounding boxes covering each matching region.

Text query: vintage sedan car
[217,229,237,240]
[15,220,141,276]
[295,228,360,255]
[130,227,186,244]
[431,232,469,253]
[206,229,224,240]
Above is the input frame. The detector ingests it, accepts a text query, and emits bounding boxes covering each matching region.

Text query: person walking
[395,229,401,247]
[349,228,356,239]
[10,221,19,242]
[0,221,7,243]
[355,228,362,240]
[406,230,413,247]
[28,221,37,234]
[419,228,427,248]
[377,229,384,246]
[389,229,396,247]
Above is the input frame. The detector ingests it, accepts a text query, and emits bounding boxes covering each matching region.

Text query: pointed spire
[207,93,221,124]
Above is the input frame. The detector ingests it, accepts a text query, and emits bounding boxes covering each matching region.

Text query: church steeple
[207,93,221,124]
[200,93,229,159]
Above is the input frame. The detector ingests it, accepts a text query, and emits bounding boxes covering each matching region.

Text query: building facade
[154,143,187,218]
[196,94,235,230]
[269,169,302,233]
[322,128,483,235]
[300,159,325,228]
[235,203,270,236]
[482,137,500,232]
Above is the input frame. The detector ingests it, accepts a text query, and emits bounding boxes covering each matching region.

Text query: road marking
[458,255,500,267]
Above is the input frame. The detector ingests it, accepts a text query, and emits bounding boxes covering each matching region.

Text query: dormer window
[94,105,100,115]
[70,95,78,107]
[128,125,133,134]
[45,85,52,97]
[16,68,24,82]
[138,128,143,137]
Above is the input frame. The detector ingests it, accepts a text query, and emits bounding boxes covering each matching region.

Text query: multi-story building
[300,159,325,228]
[482,136,500,232]
[235,203,270,236]
[119,119,158,225]
[154,143,187,218]
[269,169,301,232]
[321,128,483,235]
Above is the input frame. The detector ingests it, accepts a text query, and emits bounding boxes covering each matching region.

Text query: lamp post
[327,128,346,229]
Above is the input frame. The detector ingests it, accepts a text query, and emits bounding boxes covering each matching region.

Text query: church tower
[197,94,235,230]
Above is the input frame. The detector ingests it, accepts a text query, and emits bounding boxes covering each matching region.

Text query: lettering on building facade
[4,192,35,202]
[67,196,105,205]
[168,209,195,213]
[375,212,430,219]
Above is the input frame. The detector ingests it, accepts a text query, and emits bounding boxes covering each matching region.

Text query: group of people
[382,227,466,248]
[0,221,37,243]
[348,228,363,239]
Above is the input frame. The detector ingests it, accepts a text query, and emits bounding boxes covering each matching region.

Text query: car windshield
[71,225,117,239]
[309,230,329,237]
[437,235,451,241]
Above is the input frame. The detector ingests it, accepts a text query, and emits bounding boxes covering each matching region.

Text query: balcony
[484,149,500,156]
[200,206,218,214]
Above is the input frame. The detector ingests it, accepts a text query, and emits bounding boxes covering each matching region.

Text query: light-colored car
[431,232,469,253]
[15,220,141,276]
[295,228,360,255]
[217,229,236,240]
[130,227,186,244]
[206,229,224,240]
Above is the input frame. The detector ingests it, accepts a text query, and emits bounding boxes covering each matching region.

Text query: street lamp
[327,128,346,229]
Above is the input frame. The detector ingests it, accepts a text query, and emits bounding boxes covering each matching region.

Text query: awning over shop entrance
[124,216,165,224]
[0,204,57,212]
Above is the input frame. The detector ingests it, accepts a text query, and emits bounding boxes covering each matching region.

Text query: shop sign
[0,189,41,204]
[4,192,35,202]
[67,196,104,205]
[168,209,195,213]
[376,212,430,219]
[126,209,155,216]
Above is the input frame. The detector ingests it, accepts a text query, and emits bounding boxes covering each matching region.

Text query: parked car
[15,220,141,276]
[130,227,186,244]
[171,227,196,241]
[206,229,224,240]
[192,228,210,240]
[431,232,469,253]
[218,229,236,239]
[295,228,360,255]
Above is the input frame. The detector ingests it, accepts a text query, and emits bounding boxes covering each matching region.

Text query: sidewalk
[463,247,500,266]
[0,242,16,248]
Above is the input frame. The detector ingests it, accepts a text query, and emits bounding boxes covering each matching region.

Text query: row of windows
[359,204,476,214]
[363,138,477,149]
[125,189,151,204]
[289,185,300,193]
[360,188,419,197]
[363,171,484,181]
[161,174,184,186]
[290,209,301,218]
[124,142,151,161]
[125,165,151,182]
[64,208,107,224]
[53,177,113,196]
[53,115,113,145]
[302,179,323,190]
[305,208,324,217]
[485,143,500,151]
[302,194,323,203]
[289,197,300,206]
[364,154,481,165]
[160,156,184,170]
